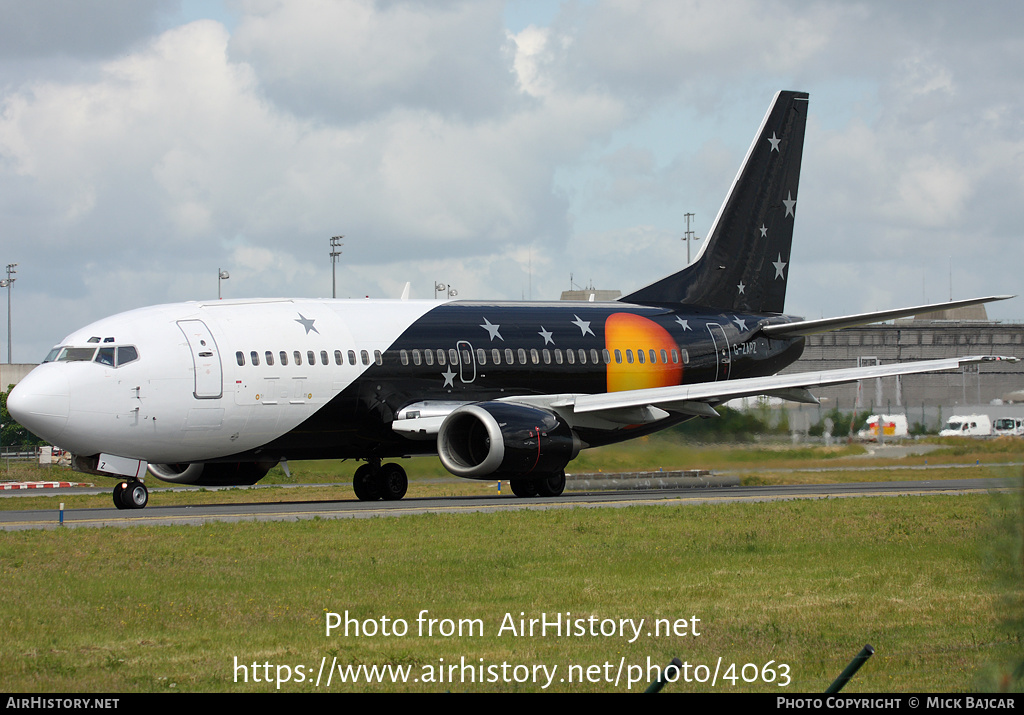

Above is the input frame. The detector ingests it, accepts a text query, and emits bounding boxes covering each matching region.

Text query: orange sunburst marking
[605,313,683,392]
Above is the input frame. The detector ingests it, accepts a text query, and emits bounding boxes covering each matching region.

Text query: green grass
[1,488,1021,693]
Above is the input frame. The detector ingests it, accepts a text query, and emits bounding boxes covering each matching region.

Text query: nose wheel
[113,480,149,510]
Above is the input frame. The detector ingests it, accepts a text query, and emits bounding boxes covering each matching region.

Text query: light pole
[682,213,701,264]
[218,268,229,299]
[1,263,15,364]
[434,282,457,300]
[330,236,344,299]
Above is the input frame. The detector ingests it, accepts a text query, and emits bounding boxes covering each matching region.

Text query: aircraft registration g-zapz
[8,90,1015,509]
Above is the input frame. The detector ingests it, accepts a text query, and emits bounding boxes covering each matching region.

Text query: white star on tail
[773,254,787,280]
[783,191,797,217]
[768,132,781,152]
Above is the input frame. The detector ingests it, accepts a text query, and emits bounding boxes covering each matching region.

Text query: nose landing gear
[113,480,149,510]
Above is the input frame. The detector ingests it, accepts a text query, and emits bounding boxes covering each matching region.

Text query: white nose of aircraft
[7,368,71,445]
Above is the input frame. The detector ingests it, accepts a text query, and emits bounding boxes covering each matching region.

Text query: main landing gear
[113,480,149,510]
[509,470,566,498]
[352,460,408,501]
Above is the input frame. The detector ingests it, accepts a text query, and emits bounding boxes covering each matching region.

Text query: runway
[0,476,1017,531]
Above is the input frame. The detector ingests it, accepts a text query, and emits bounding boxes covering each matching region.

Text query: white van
[939,415,992,437]
[992,417,1024,437]
[858,414,909,441]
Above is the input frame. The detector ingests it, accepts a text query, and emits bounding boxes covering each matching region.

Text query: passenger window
[308,351,315,365]
[637,349,645,364]
[543,349,551,364]
[237,352,246,366]
[266,351,275,366]
[375,350,382,366]
[530,348,539,365]
[361,350,369,366]
[650,349,657,364]
[294,351,302,366]
[626,350,633,364]
[660,349,667,364]
[412,350,422,366]
[476,348,486,365]
[504,348,513,364]
[566,350,575,365]
[591,349,600,364]
[603,349,611,364]
[449,349,458,365]
[334,350,343,365]
[614,349,622,364]
[517,348,527,365]
[424,350,434,366]
[492,349,501,364]
[437,349,446,366]
[280,351,289,366]
[348,350,356,365]
[578,349,587,365]
[554,349,563,364]
[400,350,409,366]
[321,350,328,365]
[117,346,139,366]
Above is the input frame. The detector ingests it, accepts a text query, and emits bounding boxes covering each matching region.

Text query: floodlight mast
[2,264,15,363]
[218,268,229,300]
[330,236,344,299]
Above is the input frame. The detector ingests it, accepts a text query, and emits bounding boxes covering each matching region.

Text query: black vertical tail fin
[621,90,809,314]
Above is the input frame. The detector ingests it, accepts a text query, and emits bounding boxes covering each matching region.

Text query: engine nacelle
[147,461,275,486]
[437,402,581,479]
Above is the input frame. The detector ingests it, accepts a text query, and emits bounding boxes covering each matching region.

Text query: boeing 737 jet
[7,91,1014,509]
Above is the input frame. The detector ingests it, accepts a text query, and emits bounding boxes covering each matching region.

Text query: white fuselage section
[11,298,437,464]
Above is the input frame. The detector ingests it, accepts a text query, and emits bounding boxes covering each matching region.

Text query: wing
[507,355,1018,429]
[392,355,1018,435]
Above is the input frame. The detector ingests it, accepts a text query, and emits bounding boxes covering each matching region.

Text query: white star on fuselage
[675,316,692,331]
[760,224,768,238]
[773,253,787,280]
[538,327,554,345]
[571,315,595,337]
[733,316,748,331]
[480,318,503,341]
[783,191,797,217]
[768,132,781,152]
[441,367,457,387]
[295,313,319,335]
[737,281,746,295]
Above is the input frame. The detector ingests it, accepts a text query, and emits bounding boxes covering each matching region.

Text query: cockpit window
[58,347,97,362]
[43,347,61,363]
[117,346,139,366]
[96,347,116,366]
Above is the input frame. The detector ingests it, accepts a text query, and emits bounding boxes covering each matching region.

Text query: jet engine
[147,461,275,486]
[437,402,581,479]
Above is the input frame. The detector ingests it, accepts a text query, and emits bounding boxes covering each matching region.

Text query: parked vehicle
[939,415,992,437]
[992,417,1024,436]
[858,414,909,441]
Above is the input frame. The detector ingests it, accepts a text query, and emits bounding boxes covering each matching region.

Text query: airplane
[7,90,1015,510]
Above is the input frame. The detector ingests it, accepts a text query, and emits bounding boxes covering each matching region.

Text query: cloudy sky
[0,0,1021,362]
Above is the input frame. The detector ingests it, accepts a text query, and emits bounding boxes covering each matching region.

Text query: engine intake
[437,402,580,479]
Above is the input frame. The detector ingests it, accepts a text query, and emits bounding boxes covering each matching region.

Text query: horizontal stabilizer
[759,295,1015,339]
